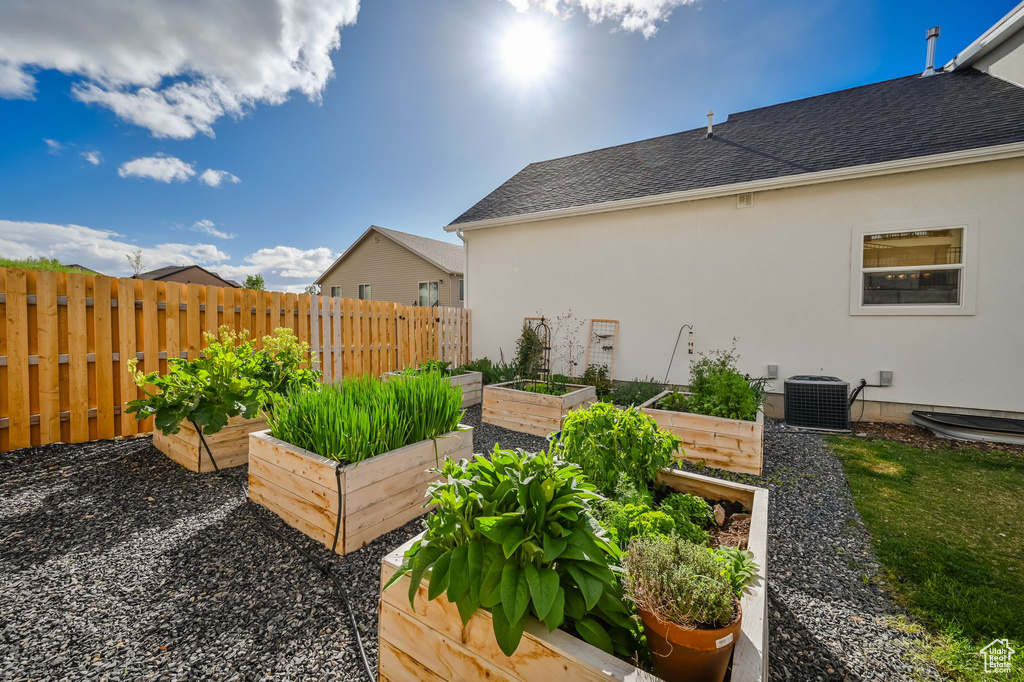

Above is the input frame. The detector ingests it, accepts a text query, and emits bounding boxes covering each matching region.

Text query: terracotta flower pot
[638,603,742,682]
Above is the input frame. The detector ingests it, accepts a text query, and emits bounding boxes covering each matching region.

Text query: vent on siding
[784,375,850,431]
[737,193,754,208]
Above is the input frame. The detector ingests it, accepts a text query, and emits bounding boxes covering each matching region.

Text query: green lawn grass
[0,257,93,273]
[828,436,1024,680]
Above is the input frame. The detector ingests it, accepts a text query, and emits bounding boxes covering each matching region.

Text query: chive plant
[266,373,463,464]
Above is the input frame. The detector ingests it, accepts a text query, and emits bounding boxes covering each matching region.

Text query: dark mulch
[855,420,1024,457]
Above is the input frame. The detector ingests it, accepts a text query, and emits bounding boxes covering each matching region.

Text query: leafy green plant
[606,377,664,407]
[514,323,545,379]
[126,327,265,435]
[675,345,761,421]
[266,373,463,464]
[385,448,641,657]
[406,359,466,376]
[601,503,675,546]
[712,547,759,598]
[580,364,613,397]
[253,328,320,400]
[659,493,714,545]
[624,535,736,628]
[0,256,92,273]
[521,378,569,396]
[555,402,683,496]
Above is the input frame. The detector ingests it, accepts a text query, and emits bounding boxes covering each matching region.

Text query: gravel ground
[1,409,938,681]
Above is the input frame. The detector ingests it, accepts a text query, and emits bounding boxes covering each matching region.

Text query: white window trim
[849,217,978,316]
[418,280,439,306]
[330,285,342,298]
[358,283,371,300]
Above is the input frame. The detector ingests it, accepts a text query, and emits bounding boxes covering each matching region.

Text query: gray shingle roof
[450,69,1024,225]
[136,264,240,288]
[374,226,465,273]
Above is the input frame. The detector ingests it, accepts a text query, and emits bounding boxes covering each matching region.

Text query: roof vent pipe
[922,26,941,76]
[706,110,714,138]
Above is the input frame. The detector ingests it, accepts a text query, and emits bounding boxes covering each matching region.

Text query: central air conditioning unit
[784,375,851,431]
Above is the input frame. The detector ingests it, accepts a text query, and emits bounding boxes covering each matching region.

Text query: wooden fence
[0,267,471,453]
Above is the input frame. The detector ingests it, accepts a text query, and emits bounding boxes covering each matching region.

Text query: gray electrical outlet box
[767,364,778,379]
[879,370,893,386]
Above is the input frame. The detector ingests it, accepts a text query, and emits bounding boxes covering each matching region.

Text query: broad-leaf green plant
[384,448,642,658]
[554,402,683,496]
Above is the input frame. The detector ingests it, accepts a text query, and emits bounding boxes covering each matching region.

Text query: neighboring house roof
[315,225,465,284]
[65,264,103,276]
[135,264,241,288]
[448,68,1024,226]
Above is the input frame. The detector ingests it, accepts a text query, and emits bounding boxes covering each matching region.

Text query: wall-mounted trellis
[585,319,619,380]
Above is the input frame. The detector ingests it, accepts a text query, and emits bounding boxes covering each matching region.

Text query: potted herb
[384,359,483,408]
[379,447,642,678]
[624,535,758,682]
[641,346,766,475]
[249,373,471,554]
[126,327,318,472]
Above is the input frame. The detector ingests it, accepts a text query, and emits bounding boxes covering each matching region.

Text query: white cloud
[0,59,34,98]
[0,219,227,276]
[81,150,102,165]
[0,219,333,291]
[198,169,241,187]
[44,138,63,154]
[190,219,235,240]
[118,154,196,183]
[507,0,697,37]
[0,1,360,138]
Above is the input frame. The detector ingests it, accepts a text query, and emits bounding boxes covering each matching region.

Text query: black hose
[193,423,376,682]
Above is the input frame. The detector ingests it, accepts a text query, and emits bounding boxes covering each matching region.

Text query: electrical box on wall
[879,370,893,386]
[766,365,778,379]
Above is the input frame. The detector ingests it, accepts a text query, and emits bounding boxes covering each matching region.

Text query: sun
[499,21,556,82]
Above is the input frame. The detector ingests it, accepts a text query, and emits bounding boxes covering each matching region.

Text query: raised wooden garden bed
[384,370,483,409]
[641,391,765,476]
[378,468,769,682]
[248,425,473,555]
[153,415,268,473]
[482,380,597,437]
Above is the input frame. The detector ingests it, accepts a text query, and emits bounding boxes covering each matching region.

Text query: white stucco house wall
[445,6,1024,421]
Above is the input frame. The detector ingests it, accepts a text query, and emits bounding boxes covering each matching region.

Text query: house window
[330,285,342,298]
[358,283,371,300]
[850,220,976,316]
[418,281,439,306]
[458,278,464,302]
[861,228,963,306]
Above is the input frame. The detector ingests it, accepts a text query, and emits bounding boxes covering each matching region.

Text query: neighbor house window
[860,227,963,306]
[458,278,464,302]
[358,283,371,300]
[418,281,439,306]
[330,285,342,298]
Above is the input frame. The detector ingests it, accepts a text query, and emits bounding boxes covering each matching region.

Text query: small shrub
[266,373,462,463]
[657,344,762,421]
[514,323,545,379]
[254,328,320,399]
[385,448,641,658]
[555,402,683,496]
[624,535,736,628]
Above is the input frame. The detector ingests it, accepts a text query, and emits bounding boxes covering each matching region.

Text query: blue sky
[0,0,1013,290]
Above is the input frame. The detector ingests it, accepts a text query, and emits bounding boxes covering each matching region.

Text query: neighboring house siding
[975,29,1024,87]
[463,157,1024,414]
[153,267,235,288]
[319,232,464,307]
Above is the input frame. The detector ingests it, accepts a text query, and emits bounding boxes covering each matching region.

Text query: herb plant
[661,344,762,421]
[606,377,664,407]
[580,364,613,397]
[463,356,521,385]
[659,493,714,545]
[384,448,641,658]
[555,402,683,496]
[404,359,466,377]
[253,328,321,400]
[712,546,760,598]
[266,373,463,463]
[624,535,736,628]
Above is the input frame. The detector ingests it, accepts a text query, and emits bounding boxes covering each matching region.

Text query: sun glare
[500,22,556,82]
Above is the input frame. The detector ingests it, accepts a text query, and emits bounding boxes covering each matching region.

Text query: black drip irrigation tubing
[191,421,377,682]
